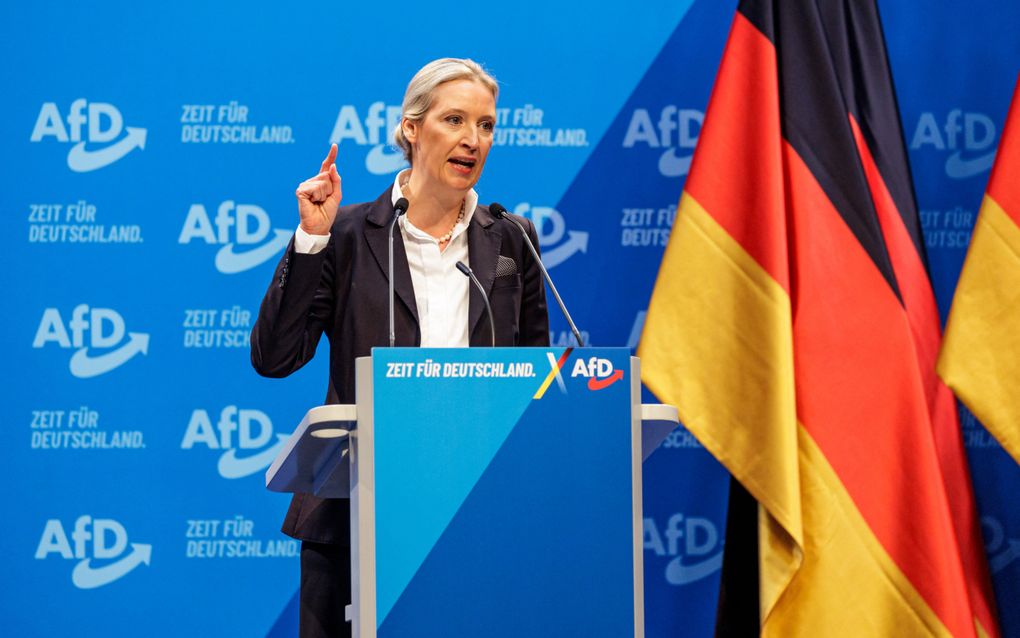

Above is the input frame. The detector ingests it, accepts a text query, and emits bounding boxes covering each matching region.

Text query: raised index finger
[318,143,338,174]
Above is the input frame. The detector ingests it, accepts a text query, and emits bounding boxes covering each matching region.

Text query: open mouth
[448,157,477,173]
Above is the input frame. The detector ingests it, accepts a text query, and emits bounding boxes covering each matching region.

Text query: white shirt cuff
[294,226,330,254]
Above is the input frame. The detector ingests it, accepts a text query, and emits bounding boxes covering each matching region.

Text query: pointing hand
[295,143,342,235]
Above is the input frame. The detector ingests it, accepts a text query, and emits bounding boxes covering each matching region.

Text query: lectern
[267,347,678,638]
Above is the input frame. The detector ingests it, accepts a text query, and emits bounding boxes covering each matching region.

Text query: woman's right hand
[296,143,342,235]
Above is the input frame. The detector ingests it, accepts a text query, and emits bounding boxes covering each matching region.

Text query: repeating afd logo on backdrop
[619,205,675,249]
[35,516,151,589]
[329,102,590,175]
[30,406,146,451]
[622,106,703,177]
[644,513,723,586]
[181,407,287,479]
[30,100,146,172]
[179,201,290,273]
[180,101,294,144]
[983,516,1020,575]
[513,203,588,269]
[185,515,298,559]
[330,102,408,175]
[27,200,144,245]
[961,407,1006,449]
[911,110,998,179]
[182,306,252,349]
[33,305,149,378]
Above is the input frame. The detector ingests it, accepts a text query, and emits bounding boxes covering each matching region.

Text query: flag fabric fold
[939,76,1020,468]
[640,1,999,635]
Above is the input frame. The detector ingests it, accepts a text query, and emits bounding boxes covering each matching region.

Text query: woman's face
[403,79,496,196]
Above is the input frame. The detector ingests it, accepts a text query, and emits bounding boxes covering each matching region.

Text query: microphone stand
[388,197,409,347]
[490,203,585,347]
[455,261,496,347]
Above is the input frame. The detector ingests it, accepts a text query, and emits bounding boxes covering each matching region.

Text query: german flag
[939,78,1020,469]
[639,1,999,635]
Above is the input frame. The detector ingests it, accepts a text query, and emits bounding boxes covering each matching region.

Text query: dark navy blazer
[251,187,551,544]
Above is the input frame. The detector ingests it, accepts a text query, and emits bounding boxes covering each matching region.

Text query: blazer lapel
[364,189,419,325]
[467,205,502,342]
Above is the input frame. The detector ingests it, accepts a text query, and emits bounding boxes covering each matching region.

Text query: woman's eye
[480,121,494,132]
[446,115,462,125]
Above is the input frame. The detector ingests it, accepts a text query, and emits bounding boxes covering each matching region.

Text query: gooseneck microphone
[388,197,409,347]
[455,261,496,347]
[488,202,585,347]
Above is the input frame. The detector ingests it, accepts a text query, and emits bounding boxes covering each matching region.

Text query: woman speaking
[252,58,550,637]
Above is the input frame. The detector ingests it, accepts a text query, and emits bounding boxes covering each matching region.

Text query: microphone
[455,261,496,347]
[488,202,585,347]
[388,197,409,347]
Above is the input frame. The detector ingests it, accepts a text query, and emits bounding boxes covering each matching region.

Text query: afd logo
[983,516,1020,575]
[570,357,625,391]
[30,100,146,172]
[645,513,723,586]
[179,201,290,274]
[329,102,408,175]
[33,305,149,378]
[35,516,151,589]
[910,110,997,179]
[623,106,703,178]
[513,203,588,268]
[181,406,287,479]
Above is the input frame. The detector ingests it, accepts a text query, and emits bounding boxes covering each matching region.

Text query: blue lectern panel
[370,347,636,637]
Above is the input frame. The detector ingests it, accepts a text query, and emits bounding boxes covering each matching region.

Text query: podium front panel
[352,347,642,638]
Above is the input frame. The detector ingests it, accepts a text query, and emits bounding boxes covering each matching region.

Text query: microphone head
[488,202,508,219]
[394,197,409,216]
[455,261,472,276]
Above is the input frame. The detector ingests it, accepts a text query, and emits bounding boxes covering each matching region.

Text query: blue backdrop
[3,1,1019,636]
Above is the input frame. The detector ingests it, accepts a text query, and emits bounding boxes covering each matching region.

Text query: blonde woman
[252,58,550,638]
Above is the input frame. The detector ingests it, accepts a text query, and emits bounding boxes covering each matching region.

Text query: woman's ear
[402,118,418,145]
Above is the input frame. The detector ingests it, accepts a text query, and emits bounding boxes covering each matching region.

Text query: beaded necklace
[437,200,466,244]
[399,175,465,245]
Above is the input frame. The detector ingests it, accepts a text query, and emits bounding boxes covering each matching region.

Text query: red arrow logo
[587,369,624,391]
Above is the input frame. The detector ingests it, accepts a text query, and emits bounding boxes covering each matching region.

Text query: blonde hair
[394,58,499,163]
